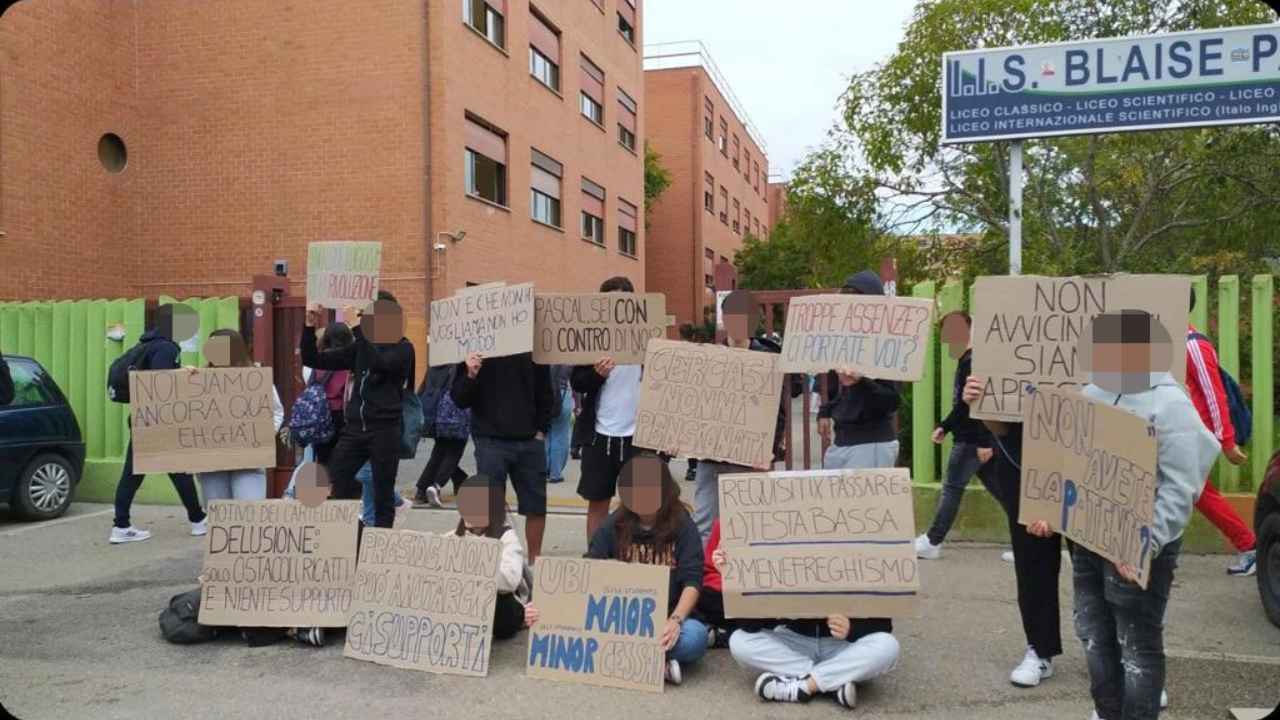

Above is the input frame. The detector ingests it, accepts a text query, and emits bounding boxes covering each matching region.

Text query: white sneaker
[1088,712,1101,720]
[1009,647,1053,687]
[754,673,812,703]
[915,534,942,560]
[190,518,209,536]
[110,526,152,544]
[1161,688,1168,709]
[834,680,857,709]
[1001,550,1015,562]
[394,496,411,527]
[665,659,682,686]
[425,485,443,508]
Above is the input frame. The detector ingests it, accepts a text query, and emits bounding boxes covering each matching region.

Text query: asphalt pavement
[1,497,1277,720]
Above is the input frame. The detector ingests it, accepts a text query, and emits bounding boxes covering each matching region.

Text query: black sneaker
[834,681,856,709]
[707,626,731,649]
[755,674,812,703]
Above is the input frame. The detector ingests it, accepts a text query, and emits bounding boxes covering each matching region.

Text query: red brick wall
[0,0,138,300]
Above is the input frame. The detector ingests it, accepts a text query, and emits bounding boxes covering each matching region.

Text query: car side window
[8,363,53,408]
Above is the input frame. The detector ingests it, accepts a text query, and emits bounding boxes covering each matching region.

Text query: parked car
[0,355,85,520]
[1258,447,1280,629]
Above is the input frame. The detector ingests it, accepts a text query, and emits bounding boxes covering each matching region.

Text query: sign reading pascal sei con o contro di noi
[942,24,1280,143]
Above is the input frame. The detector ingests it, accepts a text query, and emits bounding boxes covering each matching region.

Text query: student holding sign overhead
[817,272,902,472]
[571,276,645,541]
[301,292,415,529]
[1074,311,1218,720]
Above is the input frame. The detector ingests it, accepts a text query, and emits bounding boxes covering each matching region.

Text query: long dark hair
[321,322,354,351]
[206,329,251,368]
[614,456,689,561]
[453,474,512,540]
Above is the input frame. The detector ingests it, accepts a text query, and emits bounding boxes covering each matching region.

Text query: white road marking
[0,508,112,536]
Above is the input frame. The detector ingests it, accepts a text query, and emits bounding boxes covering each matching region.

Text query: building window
[705,248,714,260]
[733,199,741,234]
[464,0,505,49]
[705,274,714,288]
[704,173,715,213]
[754,219,762,237]
[744,208,752,236]
[618,198,638,256]
[719,118,728,155]
[719,187,728,224]
[617,0,636,45]
[529,9,561,92]
[465,115,507,206]
[582,177,606,245]
[754,160,761,192]
[703,98,714,140]
[732,135,740,170]
[530,148,563,227]
[580,54,605,127]
[617,88,637,152]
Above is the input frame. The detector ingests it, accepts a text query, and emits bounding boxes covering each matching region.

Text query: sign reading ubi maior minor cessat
[942,24,1280,143]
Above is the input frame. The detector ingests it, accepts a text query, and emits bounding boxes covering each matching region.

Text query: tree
[643,143,672,225]
[841,0,1280,278]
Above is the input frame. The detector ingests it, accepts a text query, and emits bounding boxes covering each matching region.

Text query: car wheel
[14,454,76,520]
[1259,514,1280,630]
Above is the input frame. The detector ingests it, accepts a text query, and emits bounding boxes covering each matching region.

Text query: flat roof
[643,40,767,155]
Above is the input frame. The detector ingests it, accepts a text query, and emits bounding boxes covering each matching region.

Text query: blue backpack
[434,370,471,440]
[289,373,336,448]
[1189,332,1252,446]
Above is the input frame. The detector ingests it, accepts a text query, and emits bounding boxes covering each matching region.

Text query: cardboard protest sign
[633,339,784,469]
[306,241,381,309]
[970,274,1189,422]
[778,294,934,380]
[1019,386,1158,588]
[428,282,535,366]
[129,367,276,474]
[345,528,502,676]
[533,293,668,365]
[526,557,668,694]
[717,469,919,618]
[198,500,361,627]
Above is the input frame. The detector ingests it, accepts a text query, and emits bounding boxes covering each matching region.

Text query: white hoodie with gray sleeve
[1082,372,1221,558]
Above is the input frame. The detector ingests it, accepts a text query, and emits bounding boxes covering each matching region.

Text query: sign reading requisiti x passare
[942,24,1280,143]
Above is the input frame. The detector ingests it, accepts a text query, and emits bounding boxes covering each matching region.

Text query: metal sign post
[1009,141,1023,275]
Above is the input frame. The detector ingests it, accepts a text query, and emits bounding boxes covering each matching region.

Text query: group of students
[112,276,1246,718]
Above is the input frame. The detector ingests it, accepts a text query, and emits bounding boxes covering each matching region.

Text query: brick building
[0,0,646,356]
[642,41,768,328]
[767,179,788,230]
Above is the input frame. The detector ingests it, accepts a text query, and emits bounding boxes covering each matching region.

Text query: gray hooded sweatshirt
[1082,372,1220,558]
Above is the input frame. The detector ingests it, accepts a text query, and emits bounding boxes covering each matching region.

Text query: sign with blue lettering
[526,558,668,693]
[1018,386,1157,588]
[942,24,1280,143]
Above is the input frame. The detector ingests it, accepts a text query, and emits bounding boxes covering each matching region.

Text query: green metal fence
[0,297,240,502]
[910,274,1276,492]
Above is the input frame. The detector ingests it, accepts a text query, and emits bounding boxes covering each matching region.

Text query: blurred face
[1083,311,1172,394]
[171,304,200,349]
[457,481,500,532]
[940,314,971,360]
[294,462,331,508]
[205,333,249,367]
[619,456,663,516]
[363,299,404,343]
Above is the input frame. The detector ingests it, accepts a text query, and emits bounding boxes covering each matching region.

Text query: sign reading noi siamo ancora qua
[942,24,1280,143]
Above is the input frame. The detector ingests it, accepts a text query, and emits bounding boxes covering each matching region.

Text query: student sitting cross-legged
[453,474,531,641]
[526,455,707,684]
[716,541,899,709]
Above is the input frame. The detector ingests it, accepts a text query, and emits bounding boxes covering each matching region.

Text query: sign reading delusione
[942,24,1280,143]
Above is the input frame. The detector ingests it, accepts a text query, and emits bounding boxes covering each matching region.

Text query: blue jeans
[359,462,402,525]
[1073,538,1179,720]
[546,392,573,480]
[669,617,709,664]
[926,442,998,545]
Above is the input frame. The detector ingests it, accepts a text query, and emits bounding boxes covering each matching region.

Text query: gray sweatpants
[693,460,751,543]
[822,441,900,470]
[730,627,899,692]
[198,469,267,501]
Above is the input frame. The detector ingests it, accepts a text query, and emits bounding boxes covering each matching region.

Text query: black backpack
[158,589,219,644]
[107,341,152,404]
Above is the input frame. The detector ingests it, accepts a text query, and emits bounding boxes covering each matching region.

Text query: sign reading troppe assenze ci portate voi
[942,24,1280,143]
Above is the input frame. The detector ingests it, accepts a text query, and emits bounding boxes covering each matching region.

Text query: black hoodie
[818,271,901,446]
[938,350,992,447]
[588,509,703,615]
[300,325,415,430]
[739,617,893,644]
[451,352,554,440]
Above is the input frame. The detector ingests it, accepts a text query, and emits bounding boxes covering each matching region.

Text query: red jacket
[703,519,722,593]
[1185,326,1236,451]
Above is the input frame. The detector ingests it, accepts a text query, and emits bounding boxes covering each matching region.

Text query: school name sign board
[306,241,381,309]
[970,274,1188,422]
[526,558,668,694]
[778,294,934,381]
[429,282,535,366]
[129,367,277,474]
[942,24,1280,143]
[533,293,668,365]
[199,500,361,627]
[717,469,919,618]
[1019,387,1158,588]
[633,340,784,469]
[345,529,502,676]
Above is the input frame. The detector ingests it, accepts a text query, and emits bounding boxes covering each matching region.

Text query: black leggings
[493,593,525,640]
[114,421,205,529]
[417,437,469,494]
